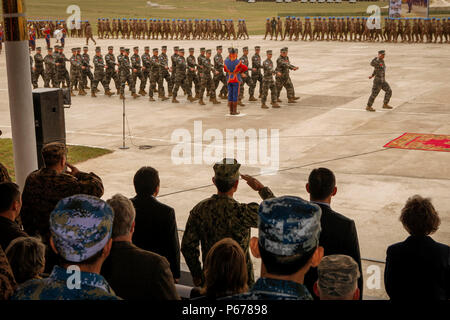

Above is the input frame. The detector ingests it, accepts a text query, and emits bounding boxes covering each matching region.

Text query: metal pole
[3,0,38,189]
[119,98,129,150]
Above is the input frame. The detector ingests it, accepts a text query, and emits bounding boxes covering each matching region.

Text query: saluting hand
[241,174,265,192]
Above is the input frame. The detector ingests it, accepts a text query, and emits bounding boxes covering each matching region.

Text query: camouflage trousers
[91,70,108,92]
[148,71,159,98]
[105,69,120,90]
[275,75,295,99]
[213,72,227,96]
[141,70,150,92]
[173,73,191,98]
[70,70,81,90]
[367,78,392,107]
[32,67,45,87]
[119,71,135,95]
[132,69,144,91]
[43,70,57,87]
[199,73,216,99]
[56,68,70,88]
[187,71,200,97]
[238,73,253,100]
[250,72,262,97]
[261,78,277,104]
[81,69,93,89]
[159,70,173,97]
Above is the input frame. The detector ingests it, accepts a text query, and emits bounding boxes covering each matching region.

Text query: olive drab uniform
[198,53,217,103]
[159,51,172,97]
[69,52,82,94]
[43,51,57,87]
[149,51,161,100]
[172,53,191,101]
[119,51,137,97]
[141,49,151,94]
[250,50,263,99]
[186,52,199,99]
[275,52,296,101]
[238,51,253,102]
[81,52,94,90]
[131,50,144,94]
[105,49,120,93]
[32,51,45,88]
[367,55,392,109]
[91,51,110,96]
[261,54,278,108]
[55,50,70,89]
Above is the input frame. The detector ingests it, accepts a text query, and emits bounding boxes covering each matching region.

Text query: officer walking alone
[366,50,393,112]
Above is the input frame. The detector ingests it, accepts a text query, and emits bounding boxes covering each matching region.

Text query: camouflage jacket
[239,55,250,75]
[186,55,197,73]
[12,265,120,300]
[105,53,116,69]
[181,187,274,286]
[119,55,132,74]
[159,53,169,73]
[251,54,262,74]
[263,58,276,79]
[175,56,187,74]
[276,56,295,76]
[224,278,313,301]
[131,53,142,70]
[370,57,386,82]
[93,55,105,71]
[69,55,81,73]
[81,53,90,69]
[44,54,56,73]
[213,53,224,72]
[0,246,16,300]
[34,53,44,69]
[21,168,104,245]
[141,53,151,70]
[0,162,11,183]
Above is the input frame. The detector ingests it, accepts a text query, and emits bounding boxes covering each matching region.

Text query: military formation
[264,16,450,43]
[30,45,300,109]
[96,18,249,41]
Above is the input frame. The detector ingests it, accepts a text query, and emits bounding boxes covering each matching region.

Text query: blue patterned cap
[258,196,321,257]
[50,195,114,263]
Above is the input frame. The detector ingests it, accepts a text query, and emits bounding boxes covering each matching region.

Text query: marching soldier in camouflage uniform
[264,18,271,40]
[119,48,139,99]
[172,48,193,103]
[141,46,151,97]
[81,46,94,92]
[261,50,279,109]
[213,45,227,100]
[181,158,274,287]
[131,46,145,96]
[69,48,84,96]
[104,46,120,95]
[187,48,200,100]
[20,142,104,273]
[55,46,70,89]
[43,47,57,88]
[250,46,263,100]
[170,46,179,97]
[275,47,299,103]
[366,50,393,112]
[149,48,162,101]
[275,16,282,40]
[32,47,45,88]
[238,47,254,106]
[159,46,172,99]
[85,22,96,45]
[198,49,220,105]
[91,47,113,97]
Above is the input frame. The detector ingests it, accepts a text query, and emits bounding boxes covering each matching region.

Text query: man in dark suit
[102,194,179,300]
[303,168,363,300]
[385,195,450,300]
[130,167,180,282]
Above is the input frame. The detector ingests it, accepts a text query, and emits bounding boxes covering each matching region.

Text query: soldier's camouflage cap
[258,196,321,256]
[378,50,385,54]
[189,48,194,51]
[317,255,361,297]
[266,50,272,54]
[206,49,212,53]
[153,48,159,52]
[83,46,88,50]
[71,48,77,52]
[144,46,150,50]
[243,46,249,50]
[216,45,222,50]
[36,47,41,50]
[48,47,53,50]
[200,47,206,51]
[255,46,260,50]
[125,48,130,52]
[174,46,179,50]
[280,47,288,53]
[120,47,124,50]
[213,158,240,182]
[162,46,167,50]
[95,47,101,52]
[50,194,114,263]
[179,48,184,53]
[41,142,66,165]
[133,46,139,50]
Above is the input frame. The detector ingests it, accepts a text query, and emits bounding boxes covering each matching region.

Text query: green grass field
[25,0,395,34]
[0,138,112,181]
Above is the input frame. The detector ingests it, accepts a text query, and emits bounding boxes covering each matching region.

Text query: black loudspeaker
[32,88,66,168]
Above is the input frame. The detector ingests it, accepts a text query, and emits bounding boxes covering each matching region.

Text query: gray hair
[5,237,46,284]
[107,194,136,238]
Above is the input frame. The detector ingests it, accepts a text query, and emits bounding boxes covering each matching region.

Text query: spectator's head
[41,142,67,172]
[400,195,441,236]
[306,168,337,203]
[250,196,323,282]
[202,238,248,299]
[313,255,360,300]
[0,182,21,221]
[106,194,136,240]
[49,195,114,272]
[133,166,160,197]
[212,158,240,195]
[5,237,46,284]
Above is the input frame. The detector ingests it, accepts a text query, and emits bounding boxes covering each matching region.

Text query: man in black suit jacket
[303,168,363,300]
[384,195,450,300]
[130,167,180,281]
[102,194,180,300]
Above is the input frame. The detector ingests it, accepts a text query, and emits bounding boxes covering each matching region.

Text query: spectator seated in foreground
[225,195,323,300]
[12,195,120,300]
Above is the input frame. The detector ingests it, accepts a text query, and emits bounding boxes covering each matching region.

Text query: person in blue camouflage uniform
[12,194,120,300]
[225,196,323,300]
[181,158,275,288]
